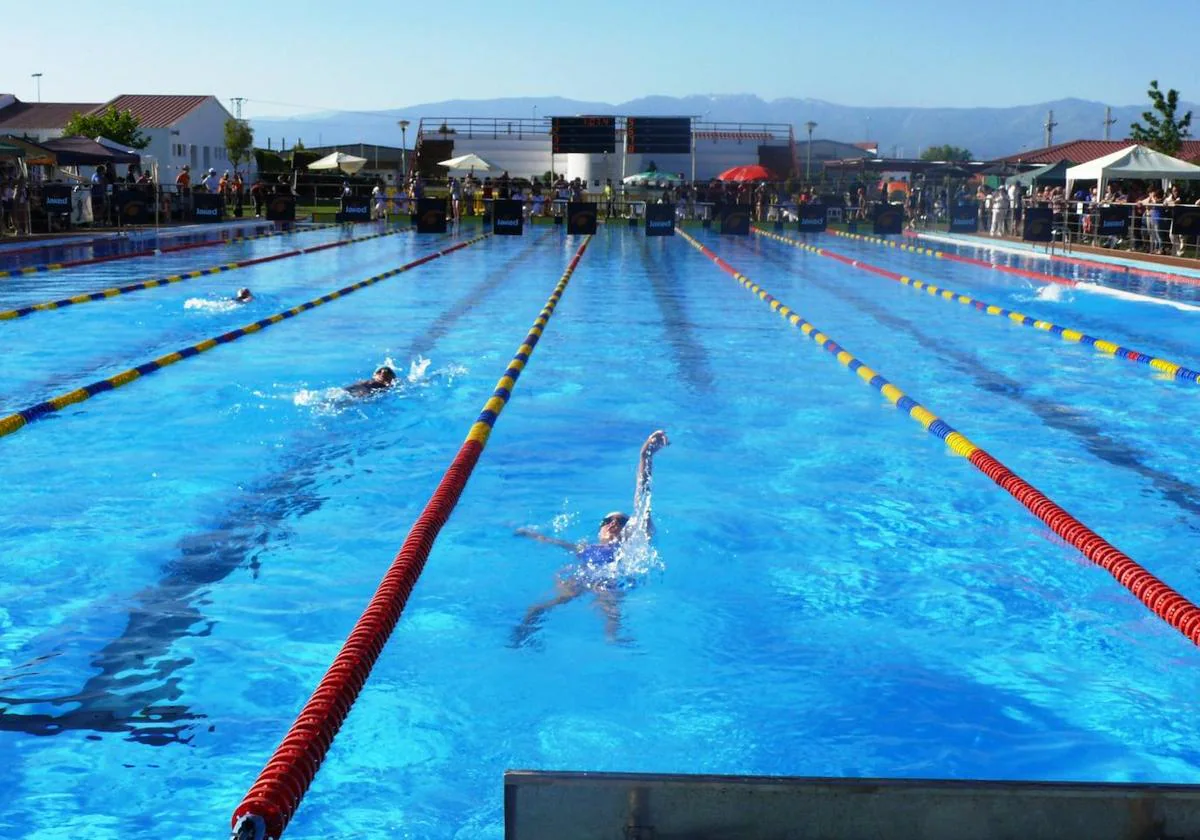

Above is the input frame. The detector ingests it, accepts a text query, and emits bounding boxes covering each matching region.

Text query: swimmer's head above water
[234,287,252,303]
[598,511,630,544]
[372,366,397,386]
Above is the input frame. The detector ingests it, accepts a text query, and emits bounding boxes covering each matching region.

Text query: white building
[414,118,798,186]
[0,93,252,181]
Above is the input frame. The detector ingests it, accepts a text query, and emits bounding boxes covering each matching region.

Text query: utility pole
[1044,109,1058,148]
[1103,106,1117,141]
[31,73,42,103]
[804,121,817,181]
[230,97,245,120]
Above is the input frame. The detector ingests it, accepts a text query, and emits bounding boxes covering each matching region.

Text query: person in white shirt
[201,167,218,193]
[990,187,1009,237]
[372,183,386,220]
[1006,181,1022,235]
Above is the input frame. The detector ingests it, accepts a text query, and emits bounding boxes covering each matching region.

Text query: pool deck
[0,219,273,255]
[911,230,1200,280]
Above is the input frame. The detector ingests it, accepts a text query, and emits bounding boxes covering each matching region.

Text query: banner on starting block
[116,190,153,225]
[266,195,296,222]
[798,204,827,233]
[43,184,72,215]
[567,202,597,235]
[645,203,675,236]
[1097,206,1129,238]
[493,199,524,235]
[414,197,447,233]
[719,204,750,236]
[192,192,224,222]
[872,203,903,235]
[1172,206,1200,237]
[337,197,371,223]
[1022,207,1054,242]
[949,204,979,233]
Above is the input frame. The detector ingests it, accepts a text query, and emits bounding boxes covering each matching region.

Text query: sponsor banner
[1097,206,1129,238]
[413,197,447,233]
[872,203,903,235]
[798,204,827,233]
[719,204,750,236]
[1022,207,1054,242]
[192,192,224,223]
[567,202,597,235]
[949,203,979,233]
[645,203,675,237]
[1172,206,1200,237]
[116,190,153,225]
[337,197,371,223]
[43,185,72,214]
[266,195,296,222]
[492,199,524,235]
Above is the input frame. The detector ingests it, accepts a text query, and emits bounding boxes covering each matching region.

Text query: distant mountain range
[247,94,1197,161]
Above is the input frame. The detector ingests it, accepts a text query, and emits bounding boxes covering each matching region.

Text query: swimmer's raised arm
[634,430,669,533]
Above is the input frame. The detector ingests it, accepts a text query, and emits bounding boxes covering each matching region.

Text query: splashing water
[183,297,240,313]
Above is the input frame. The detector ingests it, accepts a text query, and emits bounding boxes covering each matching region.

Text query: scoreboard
[625,117,691,155]
[551,116,617,154]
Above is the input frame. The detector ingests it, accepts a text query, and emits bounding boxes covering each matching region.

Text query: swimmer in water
[234,287,253,303]
[512,429,669,645]
[344,365,397,398]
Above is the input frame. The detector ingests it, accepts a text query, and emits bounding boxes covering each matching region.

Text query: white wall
[425,130,790,185]
[157,97,254,184]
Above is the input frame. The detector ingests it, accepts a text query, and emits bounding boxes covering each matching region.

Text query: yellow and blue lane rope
[0,233,488,439]
[827,227,946,257]
[753,226,1200,384]
[678,227,1200,649]
[0,227,409,321]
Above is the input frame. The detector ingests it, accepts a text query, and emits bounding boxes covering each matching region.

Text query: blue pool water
[3,222,1200,839]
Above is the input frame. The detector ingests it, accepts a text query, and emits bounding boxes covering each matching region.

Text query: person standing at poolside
[512,430,669,646]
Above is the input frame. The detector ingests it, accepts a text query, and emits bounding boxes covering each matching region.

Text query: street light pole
[805,121,817,182]
[31,73,42,103]
[398,120,410,183]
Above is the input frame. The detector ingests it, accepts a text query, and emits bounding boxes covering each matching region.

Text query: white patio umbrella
[307,151,368,175]
[438,153,494,173]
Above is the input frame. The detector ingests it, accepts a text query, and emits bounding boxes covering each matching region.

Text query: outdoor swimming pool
[3,221,1200,839]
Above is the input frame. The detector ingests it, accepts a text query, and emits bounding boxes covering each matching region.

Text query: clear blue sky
[9,0,1200,118]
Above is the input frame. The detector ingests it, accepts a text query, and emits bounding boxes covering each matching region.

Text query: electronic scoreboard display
[550,116,617,154]
[625,117,692,155]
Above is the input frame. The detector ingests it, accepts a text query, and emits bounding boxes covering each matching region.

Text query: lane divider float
[0,226,409,321]
[0,233,486,439]
[753,227,1200,384]
[906,229,1200,288]
[0,223,344,278]
[230,236,594,840]
[680,228,1200,648]
[827,227,1078,287]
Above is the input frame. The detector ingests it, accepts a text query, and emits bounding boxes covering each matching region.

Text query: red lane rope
[968,449,1200,644]
[230,236,594,840]
[904,230,1200,288]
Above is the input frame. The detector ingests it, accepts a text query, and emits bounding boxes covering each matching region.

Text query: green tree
[1130,80,1192,157]
[224,118,254,173]
[62,105,149,149]
[920,144,972,161]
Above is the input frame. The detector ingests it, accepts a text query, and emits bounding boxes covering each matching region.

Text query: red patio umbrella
[717,164,774,182]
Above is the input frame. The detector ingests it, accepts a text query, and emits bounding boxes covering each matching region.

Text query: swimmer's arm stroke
[514,528,578,552]
[634,429,669,536]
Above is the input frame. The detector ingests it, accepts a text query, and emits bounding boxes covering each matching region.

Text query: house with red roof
[992,138,1200,165]
[0,93,240,180]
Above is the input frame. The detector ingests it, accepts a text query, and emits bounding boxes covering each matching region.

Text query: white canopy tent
[307,151,368,174]
[1065,144,1200,196]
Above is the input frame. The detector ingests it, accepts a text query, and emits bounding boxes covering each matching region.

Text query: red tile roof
[994,138,1200,165]
[0,98,102,131]
[93,95,214,128]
